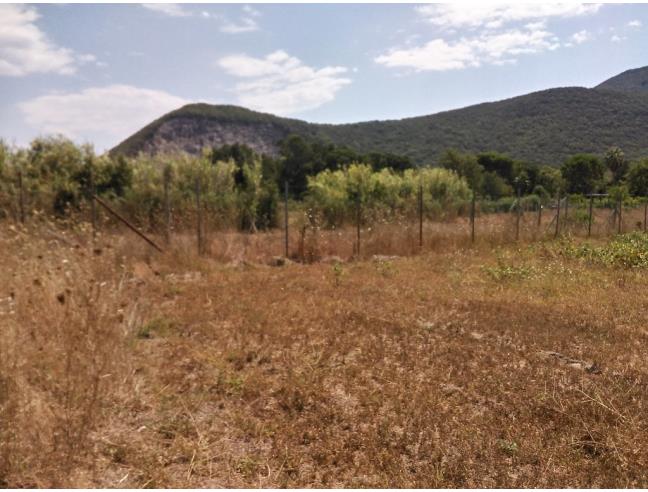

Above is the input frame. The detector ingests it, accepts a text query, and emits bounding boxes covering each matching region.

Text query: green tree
[560,154,605,194]
[536,165,564,196]
[604,146,628,184]
[481,171,512,199]
[477,152,519,185]
[278,135,315,197]
[440,149,483,192]
[627,159,648,197]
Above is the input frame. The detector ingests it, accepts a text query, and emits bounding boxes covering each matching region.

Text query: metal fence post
[17,169,25,224]
[418,182,423,249]
[163,166,172,245]
[88,163,97,239]
[617,196,623,235]
[587,194,594,237]
[515,186,521,241]
[284,181,289,258]
[195,175,203,255]
[554,192,561,239]
[470,193,476,244]
[355,195,361,258]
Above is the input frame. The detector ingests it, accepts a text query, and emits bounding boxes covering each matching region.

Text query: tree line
[1,134,647,232]
[440,147,648,201]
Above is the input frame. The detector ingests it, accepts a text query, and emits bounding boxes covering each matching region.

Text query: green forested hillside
[112,79,648,166]
[596,66,648,93]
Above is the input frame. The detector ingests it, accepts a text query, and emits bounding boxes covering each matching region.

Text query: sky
[1,2,648,152]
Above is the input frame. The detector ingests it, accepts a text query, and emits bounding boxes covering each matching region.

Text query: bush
[556,232,648,268]
[305,164,471,227]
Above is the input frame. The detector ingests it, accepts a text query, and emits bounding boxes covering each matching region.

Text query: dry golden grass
[1,210,648,487]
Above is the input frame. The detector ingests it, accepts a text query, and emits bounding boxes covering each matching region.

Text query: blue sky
[1,2,648,152]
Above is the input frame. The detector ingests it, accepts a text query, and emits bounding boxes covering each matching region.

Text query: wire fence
[3,170,648,264]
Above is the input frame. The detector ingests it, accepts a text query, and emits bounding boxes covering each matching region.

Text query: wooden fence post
[88,164,97,239]
[587,194,594,237]
[470,193,476,244]
[563,195,569,232]
[17,169,25,224]
[554,192,561,239]
[418,182,423,249]
[644,201,647,233]
[163,166,172,245]
[284,181,289,258]
[515,186,521,241]
[355,195,361,258]
[195,175,203,255]
[537,204,542,229]
[617,196,623,235]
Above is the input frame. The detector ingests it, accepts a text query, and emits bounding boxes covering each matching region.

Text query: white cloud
[142,4,261,33]
[220,17,258,34]
[19,85,188,147]
[628,20,642,28]
[217,50,351,115]
[416,3,602,30]
[611,34,625,43]
[219,5,261,34]
[77,54,97,64]
[242,5,261,17]
[0,4,76,76]
[376,27,559,72]
[141,3,190,17]
[571,29,592,44]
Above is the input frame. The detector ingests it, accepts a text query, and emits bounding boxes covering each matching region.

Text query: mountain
[111,67,648,165]
[596,66,648,93]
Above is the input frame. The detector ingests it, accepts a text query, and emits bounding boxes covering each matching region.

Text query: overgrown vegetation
[555,232,648,268]
[2,136,647,235]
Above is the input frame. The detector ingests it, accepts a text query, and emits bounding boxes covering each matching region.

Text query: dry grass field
[1,211,648,487]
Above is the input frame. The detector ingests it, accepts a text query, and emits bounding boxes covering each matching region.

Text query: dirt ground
[1,216,647,487]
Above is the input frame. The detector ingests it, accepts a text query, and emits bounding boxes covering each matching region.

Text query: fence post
[587,194,594,237]
[617,196,623,235]
[563,195,569,232]
[554,192,561,239]
[17,169,25,224]
[537,204,542,229]
[470,193,476,244]
[88,163,97,239]
[284,181,289,258]
[355,195,361,258]
[195,175,203,255]
[418,182,423,249]
[163,166,172,245]
[644,201,647,233]
[515,186,521,241]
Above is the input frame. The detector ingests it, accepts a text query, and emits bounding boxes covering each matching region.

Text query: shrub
[556,232,648,268]
[305,164,471,227]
